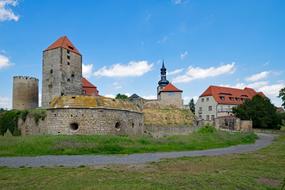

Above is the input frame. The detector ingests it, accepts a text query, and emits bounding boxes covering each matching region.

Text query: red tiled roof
[160,83,183,92]
[81,77,99,96]
[82,77,96,88]
[45,36,80,55]
[200,85,265,105]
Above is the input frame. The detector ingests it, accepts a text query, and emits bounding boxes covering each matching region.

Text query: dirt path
[0,133,275,168]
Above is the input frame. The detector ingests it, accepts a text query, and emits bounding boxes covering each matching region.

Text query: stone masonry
[20,108,144,136]
[42,37,82,107]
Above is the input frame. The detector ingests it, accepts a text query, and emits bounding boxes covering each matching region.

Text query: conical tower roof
[45,36,80,55]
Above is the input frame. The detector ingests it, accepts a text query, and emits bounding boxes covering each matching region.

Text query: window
[206,115,210,120]
[67,55,70,60]
[50,69,53,74]
[206,97,209,102]
[208,106,212,111]
[199,115,202,119]
[67,50,70,54]
[71,73,75,78]
[199,107,202,111]
[202,98,204,102]
[67,62,70,65]
[67,78,70,82]
[211,115,215,120]
[61,92,64,96]
[220,96,225,100]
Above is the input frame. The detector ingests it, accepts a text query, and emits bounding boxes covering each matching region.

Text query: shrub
[0,109,47,136]
[198,124,216,134]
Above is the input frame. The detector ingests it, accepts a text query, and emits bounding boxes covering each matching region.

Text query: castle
[12,36,187,136]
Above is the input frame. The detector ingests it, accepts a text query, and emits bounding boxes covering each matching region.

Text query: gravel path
[0,133,275,168]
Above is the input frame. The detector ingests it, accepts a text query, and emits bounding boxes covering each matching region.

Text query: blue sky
[0,0,284,108]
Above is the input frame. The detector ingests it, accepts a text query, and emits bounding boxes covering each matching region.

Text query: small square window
[202,98,204,102]
[67,50,70,54]
[209,106,212,111]
[206,115,210,120]
[67,62,70,65]
[206,97,209,101]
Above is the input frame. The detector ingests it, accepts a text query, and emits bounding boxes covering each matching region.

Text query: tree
[115,93,129,100]
[233,95,282,129]
[189,99,195,113]
[279,87,285,109]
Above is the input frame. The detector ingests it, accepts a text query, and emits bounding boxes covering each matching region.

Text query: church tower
[157,61,169,95]
[42,36,82,107]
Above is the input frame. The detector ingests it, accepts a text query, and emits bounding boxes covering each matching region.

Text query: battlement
[13,76,39,81]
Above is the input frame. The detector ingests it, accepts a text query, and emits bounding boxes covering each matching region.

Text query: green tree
[189,98,195,113]
[115,93,129,100]
[233,95,282,129]
[279,87,285,109]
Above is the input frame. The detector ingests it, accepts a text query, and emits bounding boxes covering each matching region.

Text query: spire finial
[162,60,165,69]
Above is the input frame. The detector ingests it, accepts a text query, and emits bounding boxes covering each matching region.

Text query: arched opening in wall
[115,122,121,131]
[70,122,79,131]
[131,122,135,128]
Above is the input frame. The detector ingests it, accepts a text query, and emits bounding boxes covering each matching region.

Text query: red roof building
[81,77,99,96]
[196,85,265,120]
[200,86,265,105]
[45,36,81,55]
[159,83,183,93]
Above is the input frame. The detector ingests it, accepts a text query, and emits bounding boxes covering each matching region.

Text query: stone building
[12,76,39,110]
[195,85,265,120]
[42,36,83,108]
[156,62,183,108]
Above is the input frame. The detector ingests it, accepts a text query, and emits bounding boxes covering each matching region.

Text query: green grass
[0,129,257,156]
[0,135,284,190]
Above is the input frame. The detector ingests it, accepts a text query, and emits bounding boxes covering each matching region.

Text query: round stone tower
[13,76,39,110]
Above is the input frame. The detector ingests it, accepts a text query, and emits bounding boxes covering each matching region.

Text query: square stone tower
[42,36,82,108]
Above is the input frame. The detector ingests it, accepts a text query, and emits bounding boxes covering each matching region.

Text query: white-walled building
[195,86,265,120]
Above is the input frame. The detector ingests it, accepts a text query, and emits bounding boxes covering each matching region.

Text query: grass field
[0,128,257,156]
[0,135,284,189]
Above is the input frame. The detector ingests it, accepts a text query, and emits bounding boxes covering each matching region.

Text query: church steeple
[158,60,169,88]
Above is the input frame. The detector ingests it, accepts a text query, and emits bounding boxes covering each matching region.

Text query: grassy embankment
[143,108,195,126]
[0,127,257,157]
[0,135,284,189]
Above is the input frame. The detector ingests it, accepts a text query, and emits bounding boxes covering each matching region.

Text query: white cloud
[246,71,270,82]
[104,94,115,99]
[82,64,93,78]
[0,96,11,109]
[142,95,156,100]
[94,60,153,77]
[0,53,12,69]
[167,68,183,76]
[0,0,19,22]
[172,0,186,5]
[180,51,188,60]
[173,62,236,83]
[258,83,284,97]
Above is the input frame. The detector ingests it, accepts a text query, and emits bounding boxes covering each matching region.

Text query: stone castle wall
[12,76,39,110]
[19,108,144,136]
